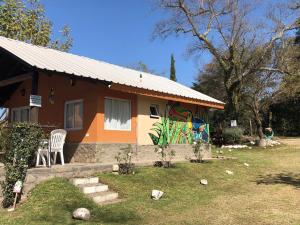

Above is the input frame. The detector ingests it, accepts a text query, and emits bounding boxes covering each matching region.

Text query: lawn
[0,142,300,225]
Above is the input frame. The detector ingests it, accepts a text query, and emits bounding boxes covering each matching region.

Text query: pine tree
[170,54,177,82]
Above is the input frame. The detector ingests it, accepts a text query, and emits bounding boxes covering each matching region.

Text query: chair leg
[60,152,65,165]
[41,153,46,167]
[53,152,57,165]
[36,152,40,167]
[48,151,51,167]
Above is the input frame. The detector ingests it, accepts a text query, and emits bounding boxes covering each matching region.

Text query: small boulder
[151,190,164,200]
[112,164,119,172]
[200,179,208,185]
[73,208,91,221]
[226,170,234,175]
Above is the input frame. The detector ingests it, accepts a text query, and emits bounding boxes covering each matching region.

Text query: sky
[41,0,211,87]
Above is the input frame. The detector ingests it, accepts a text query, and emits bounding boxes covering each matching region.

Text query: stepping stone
[72,177,119,205]
[72,177,99,186]
[78,183,108,194]
[89,191,119,204]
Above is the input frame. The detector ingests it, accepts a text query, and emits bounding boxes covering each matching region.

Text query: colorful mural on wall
[149,103,209,145]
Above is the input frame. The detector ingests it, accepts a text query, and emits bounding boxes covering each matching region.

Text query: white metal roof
[0,36,224,105]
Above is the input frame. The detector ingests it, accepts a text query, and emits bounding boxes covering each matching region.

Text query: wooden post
[30,71,39,123]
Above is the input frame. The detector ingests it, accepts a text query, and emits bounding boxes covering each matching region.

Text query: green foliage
[149,117,170,147]
[0,0,72,51]
[192,140,204,162]
[270,95,300,136]
[1,122,44,208]
[0,123,7,152]
[115,144,135,175]
[170,54,177,81]
[222,127,244,145]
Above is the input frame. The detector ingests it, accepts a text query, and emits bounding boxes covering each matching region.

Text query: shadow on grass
[256,172,300,188]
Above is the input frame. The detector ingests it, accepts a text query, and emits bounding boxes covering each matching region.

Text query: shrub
[191,140,205,163]
[1,122,44,208]
[0,122,7,152]
[222,127,244,145]
[154,145,176,168]
[115,144,135,175]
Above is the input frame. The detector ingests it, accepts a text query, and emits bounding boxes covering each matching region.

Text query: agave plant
[149,117,193,145]
[149,117,170,146]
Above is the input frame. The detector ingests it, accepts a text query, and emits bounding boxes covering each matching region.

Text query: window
[150,104,159,118]
[11,107,30,122]
[64,100,83,130]
[104,98,131,131]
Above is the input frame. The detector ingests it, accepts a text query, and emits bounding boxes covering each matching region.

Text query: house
[0,36,224,164]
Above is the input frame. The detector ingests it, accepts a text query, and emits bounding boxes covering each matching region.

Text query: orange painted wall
[6,72,137,144]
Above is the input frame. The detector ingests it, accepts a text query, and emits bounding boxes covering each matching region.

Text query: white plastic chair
[49,129,67,166]
[36,129,67,167]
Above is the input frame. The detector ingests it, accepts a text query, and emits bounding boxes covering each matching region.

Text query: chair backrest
[49,129,67,152]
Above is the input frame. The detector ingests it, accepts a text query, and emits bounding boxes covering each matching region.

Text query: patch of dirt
[279,138,300,146]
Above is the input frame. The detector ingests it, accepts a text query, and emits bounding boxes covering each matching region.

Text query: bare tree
[243,69,279,140]
[154,0,300,120]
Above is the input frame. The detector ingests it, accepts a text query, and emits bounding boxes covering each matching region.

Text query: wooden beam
[0,72,33,87]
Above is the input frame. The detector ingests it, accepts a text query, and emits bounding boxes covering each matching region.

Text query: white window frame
[64,99,83,131]
[150,104,160,119]
[11,106,30,122]
[104,97,132,131]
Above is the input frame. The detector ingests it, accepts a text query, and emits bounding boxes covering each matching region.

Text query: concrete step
[72,177,99,186]
[88,191,119,204]
[78,183,109,194]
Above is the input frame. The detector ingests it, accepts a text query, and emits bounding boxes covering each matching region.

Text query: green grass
[1,143,300,225]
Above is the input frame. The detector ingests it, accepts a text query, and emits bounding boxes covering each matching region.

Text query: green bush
[0,122,7,152]
[1,122,44,208]
[222,127,244,145]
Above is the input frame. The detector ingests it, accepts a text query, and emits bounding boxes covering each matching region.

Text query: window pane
[104,98,131,130]
[66,103,74,128]
[74,102,83,128]
[12,110,19,122]
[21,109,29,122]
[119,100,130,130]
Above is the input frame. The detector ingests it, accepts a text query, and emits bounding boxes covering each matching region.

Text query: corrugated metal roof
[0,36,224,105]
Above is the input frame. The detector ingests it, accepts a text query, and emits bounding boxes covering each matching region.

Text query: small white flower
[193,141,197,145]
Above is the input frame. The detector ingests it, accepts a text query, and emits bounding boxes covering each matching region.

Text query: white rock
[112,164,119,172]
[226,170,234,175]
[248,147,252,149]
[200,179,208,185]
[228,149,232,152]
[244,163,249,167]
[73,208,91,220]
[151,190,164,200]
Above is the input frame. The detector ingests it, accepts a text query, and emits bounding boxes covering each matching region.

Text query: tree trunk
[252,100,264,140]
